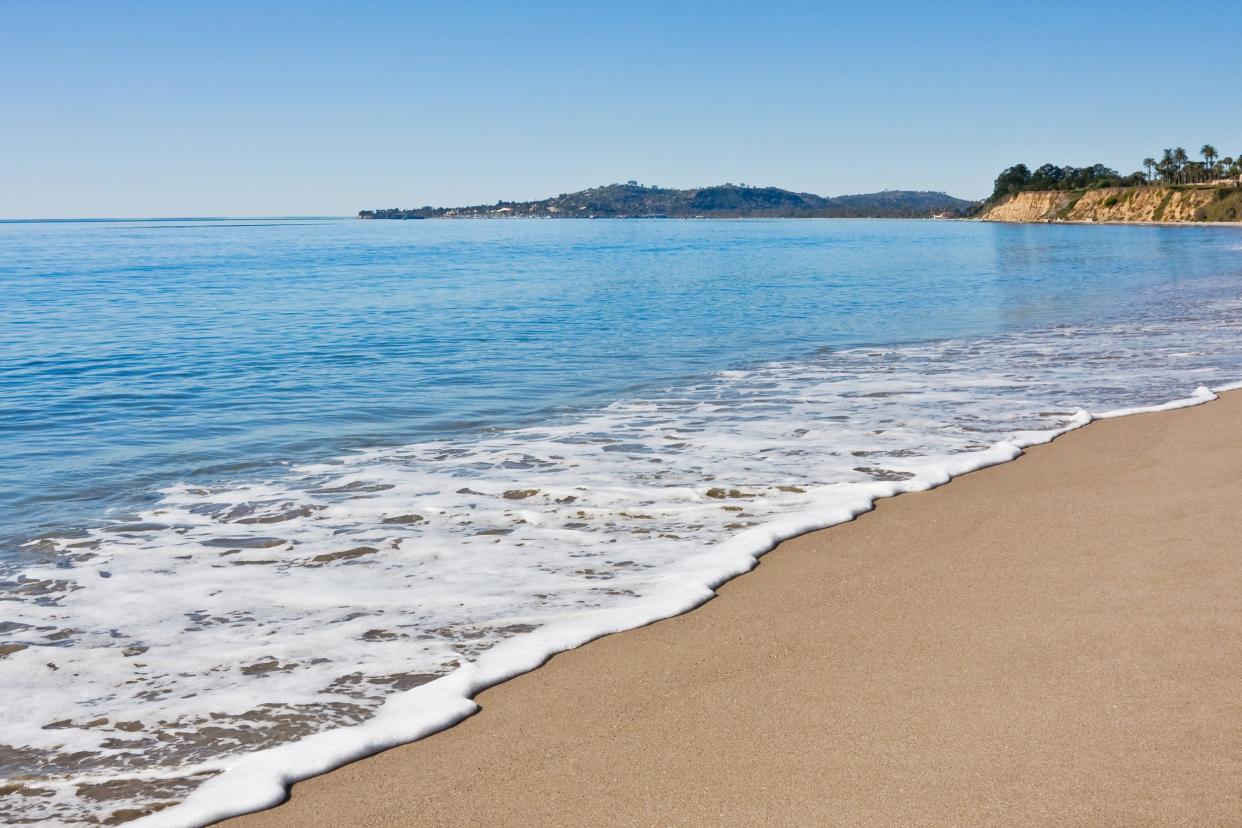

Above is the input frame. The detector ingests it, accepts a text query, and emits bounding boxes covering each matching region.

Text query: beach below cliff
[221,390,1242,827]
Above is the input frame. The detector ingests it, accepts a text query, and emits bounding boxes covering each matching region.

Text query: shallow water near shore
[2,218,1242,825]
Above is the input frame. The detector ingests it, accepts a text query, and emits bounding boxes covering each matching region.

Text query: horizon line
[0,215,350,224]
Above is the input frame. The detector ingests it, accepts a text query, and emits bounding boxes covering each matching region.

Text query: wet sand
[224,391,1242,827]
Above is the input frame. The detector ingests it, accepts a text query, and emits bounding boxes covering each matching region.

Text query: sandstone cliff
[978,185,1242,224]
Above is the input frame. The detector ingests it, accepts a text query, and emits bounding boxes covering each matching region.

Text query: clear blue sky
[3,1,1240,218]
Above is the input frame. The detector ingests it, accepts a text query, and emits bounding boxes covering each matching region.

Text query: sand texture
[224,392,1242,827]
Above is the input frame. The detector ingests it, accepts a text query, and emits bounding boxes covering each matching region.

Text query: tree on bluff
[991,164,1031,200]
[990,162,1130,201]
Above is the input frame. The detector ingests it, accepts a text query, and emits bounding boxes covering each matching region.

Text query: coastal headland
[226,391,1242,827]
[978,149,1242,223]
[978,184,1242,223]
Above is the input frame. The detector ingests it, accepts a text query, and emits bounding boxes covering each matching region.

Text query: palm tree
[1160,148,1174,183]
[1143,157,1156,183]
[1201,145,1218,181]
[1173,147,1189,183]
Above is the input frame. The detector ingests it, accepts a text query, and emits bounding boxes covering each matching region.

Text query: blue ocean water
[3,217,1239,557]
[3,217,1242,825]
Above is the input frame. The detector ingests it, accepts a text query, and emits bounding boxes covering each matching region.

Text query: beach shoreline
[218,390,1242,827]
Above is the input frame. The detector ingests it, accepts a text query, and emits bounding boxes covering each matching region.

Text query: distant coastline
[358,182,977,220]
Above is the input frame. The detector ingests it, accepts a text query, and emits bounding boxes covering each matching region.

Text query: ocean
[2,217,1242,825]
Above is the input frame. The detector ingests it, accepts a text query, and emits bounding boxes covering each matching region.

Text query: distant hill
[359,183,977,220]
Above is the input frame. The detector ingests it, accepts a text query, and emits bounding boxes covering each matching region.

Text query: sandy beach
[222,391,1242,827]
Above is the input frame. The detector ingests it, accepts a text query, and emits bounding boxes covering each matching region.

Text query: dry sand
[225,392,1242,827]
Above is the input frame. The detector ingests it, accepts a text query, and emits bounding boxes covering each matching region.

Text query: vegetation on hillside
[1197,187,1242,222]
[360,182,977,220]
[990,144,1242,202]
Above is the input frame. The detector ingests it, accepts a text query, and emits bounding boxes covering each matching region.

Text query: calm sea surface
[4,217,1239,555]
[2,217,1241,824]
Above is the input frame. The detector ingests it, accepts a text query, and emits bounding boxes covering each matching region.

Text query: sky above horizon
[3,1,1241,219]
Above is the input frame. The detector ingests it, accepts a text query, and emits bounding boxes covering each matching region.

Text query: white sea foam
[1095,384,1217,418]
[4,302,1242,826]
